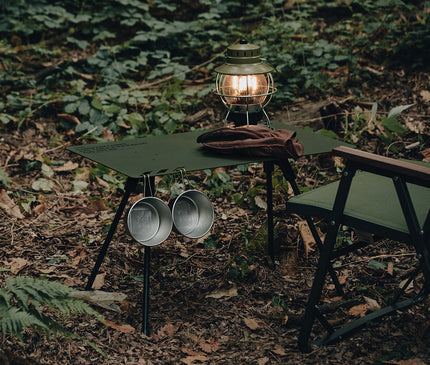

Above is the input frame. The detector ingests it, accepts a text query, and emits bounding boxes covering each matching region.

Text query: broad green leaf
[64,103,78,114]
[387,104,414,119]
[67,37,89,50]
[72,180,88,192]
[78,100,91,115]
[104,104,122,114]
[41,164,54,178]
[381,117,407,136]
[126,113,144,125]
[32,178,54,192]
[368,260,387,269]
[217,172,230,183]
[0,167,10,186]
[91,98,103,110]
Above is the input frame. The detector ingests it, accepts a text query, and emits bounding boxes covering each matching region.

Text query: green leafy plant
[0,275,104,354]
[376,104,413,152]
[228,255,252,282]
[0,167,10,186]
[203,169,234,198]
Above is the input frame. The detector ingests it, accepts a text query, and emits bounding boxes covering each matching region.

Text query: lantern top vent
[214,40,274,75]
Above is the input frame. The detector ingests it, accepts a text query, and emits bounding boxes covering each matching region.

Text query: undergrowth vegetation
[0,2,429,361]
[0,0,428,137]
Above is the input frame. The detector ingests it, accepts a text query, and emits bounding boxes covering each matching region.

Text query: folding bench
[285,146,430,351]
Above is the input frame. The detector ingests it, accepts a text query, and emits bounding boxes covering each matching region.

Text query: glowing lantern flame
[222,74,268,105]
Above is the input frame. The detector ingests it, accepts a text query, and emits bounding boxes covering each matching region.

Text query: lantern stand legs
[223,104,272,129]
[261,108,272,129]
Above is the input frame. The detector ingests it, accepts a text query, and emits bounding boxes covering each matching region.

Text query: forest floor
[1,69,430,364]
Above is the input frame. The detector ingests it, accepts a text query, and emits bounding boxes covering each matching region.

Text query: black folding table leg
[85,178,138,290]
[142,246,151,335]
[264,161,275,261]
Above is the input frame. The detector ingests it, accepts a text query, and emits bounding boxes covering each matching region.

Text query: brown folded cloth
[197,125,304,159]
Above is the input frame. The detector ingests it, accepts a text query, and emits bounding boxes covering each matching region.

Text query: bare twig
[335,253,416,269]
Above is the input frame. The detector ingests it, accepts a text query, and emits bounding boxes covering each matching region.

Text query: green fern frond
[0,289,10,306]
[0,276,105,356]
[0,303,48,341]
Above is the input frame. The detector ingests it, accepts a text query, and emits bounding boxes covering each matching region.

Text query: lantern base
[226,110,264,127]
[224,107,272,129]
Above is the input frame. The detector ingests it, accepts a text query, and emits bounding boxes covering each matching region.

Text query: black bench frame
[286,146,430,351]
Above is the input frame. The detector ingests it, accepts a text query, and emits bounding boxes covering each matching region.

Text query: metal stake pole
[143,245,151,335]
[86,178,137,290]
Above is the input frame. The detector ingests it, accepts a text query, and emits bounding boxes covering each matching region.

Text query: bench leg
[298,222,339,352]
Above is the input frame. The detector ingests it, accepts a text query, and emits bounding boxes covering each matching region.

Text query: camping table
[67,121,350,334]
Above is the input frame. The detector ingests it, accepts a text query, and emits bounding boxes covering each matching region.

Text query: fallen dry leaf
[105,319,135,334]
[348,304,367,317]
[243,317,259,331]
[387,262,394,276]
[420,89,430,102]
[0,189,24,219]
[157,323,179,339]
[33,203,47,216]
[323,296,343,303]
[206,284,238,299]
[96,177,110,189]
[199,342,212,354]
[83,199,108,214]
[399,278,415,293]
[337,272,348,285]
[199,338,220,354]
[181,348,201,356]
[92,272,106,290]
[273,344,287,356]
[71,250,86,267]
[257,357,270,365]
[364,296,381,312]
[102,128,115,141]
[254,195,267,210]
[405,120,426,135]
[70,290,127,312]
[53,160,79,172]
[9,257,29,274]
[57,113,81,124]
[181,355,209,365]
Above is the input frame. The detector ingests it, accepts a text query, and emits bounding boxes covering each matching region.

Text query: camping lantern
[214,39,276,128]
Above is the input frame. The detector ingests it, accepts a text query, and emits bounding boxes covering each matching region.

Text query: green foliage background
[0,0,429,137]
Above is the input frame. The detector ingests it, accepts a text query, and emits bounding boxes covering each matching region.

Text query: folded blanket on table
[197,125,304,160]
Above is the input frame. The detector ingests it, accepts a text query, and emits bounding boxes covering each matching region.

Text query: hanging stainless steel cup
[127,197,172,246]
[126,176,173,246]
[171,170,214,238]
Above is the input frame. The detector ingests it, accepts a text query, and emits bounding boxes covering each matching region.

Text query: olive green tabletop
[67,122,351,178]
